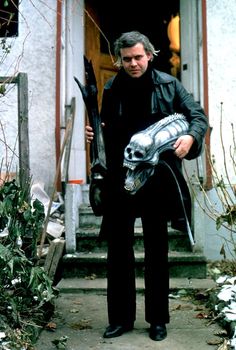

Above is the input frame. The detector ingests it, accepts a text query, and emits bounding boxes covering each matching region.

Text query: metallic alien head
[123,113,189,194]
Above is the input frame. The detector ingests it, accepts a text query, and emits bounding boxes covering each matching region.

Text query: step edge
[56,277,216,294]
[63,251,207,263]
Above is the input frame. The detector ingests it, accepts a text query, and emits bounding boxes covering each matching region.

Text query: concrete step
[78,204,192,252]
[79,203,102,227]
[79,203,144,228]
[61,251,207,279]
[77,226,191,252]
[72,203,207,281]
[56,276,216,294]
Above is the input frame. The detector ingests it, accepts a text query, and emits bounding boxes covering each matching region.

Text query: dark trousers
[106,173,170,326]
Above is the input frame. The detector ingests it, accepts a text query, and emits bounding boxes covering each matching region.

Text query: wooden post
[44,238,65,280]
[38,116,73,259]
[17,73,30,189]
[62,97,76,184]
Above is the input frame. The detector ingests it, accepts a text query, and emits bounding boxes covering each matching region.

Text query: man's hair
[113,31,159,67]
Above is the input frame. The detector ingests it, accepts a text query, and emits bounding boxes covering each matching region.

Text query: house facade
[0,0,235,260]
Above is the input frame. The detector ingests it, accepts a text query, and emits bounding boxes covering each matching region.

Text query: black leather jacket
[101,68,208,162]
[99,67,209,236]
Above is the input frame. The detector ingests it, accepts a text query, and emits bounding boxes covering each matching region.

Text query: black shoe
[149,324,167,341]
[103,324,133,338]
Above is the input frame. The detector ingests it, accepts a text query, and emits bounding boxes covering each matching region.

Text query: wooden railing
[0,73,30,188]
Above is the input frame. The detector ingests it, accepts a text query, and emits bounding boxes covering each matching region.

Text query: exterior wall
[207,0,236,181]
[0,1,58,193]
[194,186,235,260]
[198,0,236,259]
[0,1,86,193]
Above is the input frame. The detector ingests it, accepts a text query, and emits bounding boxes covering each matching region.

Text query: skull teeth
[124,184,135,191]
[123,162,135,170]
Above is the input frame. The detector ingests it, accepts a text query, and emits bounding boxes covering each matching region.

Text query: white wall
[207,0,236,182]
[198,0,236,260]
[0,1,57,193]
[194,186,235,260]
[0,1,86,193]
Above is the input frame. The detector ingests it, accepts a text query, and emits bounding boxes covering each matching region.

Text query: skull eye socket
[134,151,143,158]
[125,147,144,160]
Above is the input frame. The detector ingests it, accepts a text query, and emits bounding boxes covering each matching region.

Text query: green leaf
[23,207,32,221]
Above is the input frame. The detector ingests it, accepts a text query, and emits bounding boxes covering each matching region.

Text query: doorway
[84,0,181,179]
[85,0,181,96]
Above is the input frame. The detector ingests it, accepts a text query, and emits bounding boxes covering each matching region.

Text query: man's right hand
[85,125,94,143]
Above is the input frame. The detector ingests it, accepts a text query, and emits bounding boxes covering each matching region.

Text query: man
[86,31,208,341]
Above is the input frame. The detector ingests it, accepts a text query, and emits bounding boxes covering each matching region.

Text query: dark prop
[74,56,107,216]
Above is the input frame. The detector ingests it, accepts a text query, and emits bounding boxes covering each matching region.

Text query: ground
[35,290,226,350]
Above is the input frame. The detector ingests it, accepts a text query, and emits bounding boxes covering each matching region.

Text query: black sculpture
[74,56,106,216]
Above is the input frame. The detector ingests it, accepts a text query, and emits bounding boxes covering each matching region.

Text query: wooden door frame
[84,1,118,180]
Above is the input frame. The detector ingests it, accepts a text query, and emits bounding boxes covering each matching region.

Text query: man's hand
[173,135,194,159]
[85,123,105,143]
[85,125,94,143]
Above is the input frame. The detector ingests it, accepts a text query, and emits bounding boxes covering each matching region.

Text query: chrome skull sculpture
[123,113,189,194]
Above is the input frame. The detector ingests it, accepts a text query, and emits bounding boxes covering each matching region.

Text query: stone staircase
[61,201,207,281]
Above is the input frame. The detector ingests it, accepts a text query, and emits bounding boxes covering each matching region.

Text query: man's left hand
[173,135,194,159]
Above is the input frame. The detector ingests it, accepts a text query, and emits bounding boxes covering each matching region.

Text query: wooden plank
[61,97,76,183]
[38,117,73,259]
[44,238,65,280]
[17,73,30,188]
[0,76,18,84]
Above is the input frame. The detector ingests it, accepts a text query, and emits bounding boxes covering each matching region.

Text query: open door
[84,1,119,178]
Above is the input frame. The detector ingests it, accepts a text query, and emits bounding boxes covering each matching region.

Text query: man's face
[120,43,152,78]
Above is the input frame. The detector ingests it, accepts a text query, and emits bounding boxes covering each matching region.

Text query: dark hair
[113,31,159,67]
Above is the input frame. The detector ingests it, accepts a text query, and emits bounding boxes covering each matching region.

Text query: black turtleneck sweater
[102,65,157,176]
